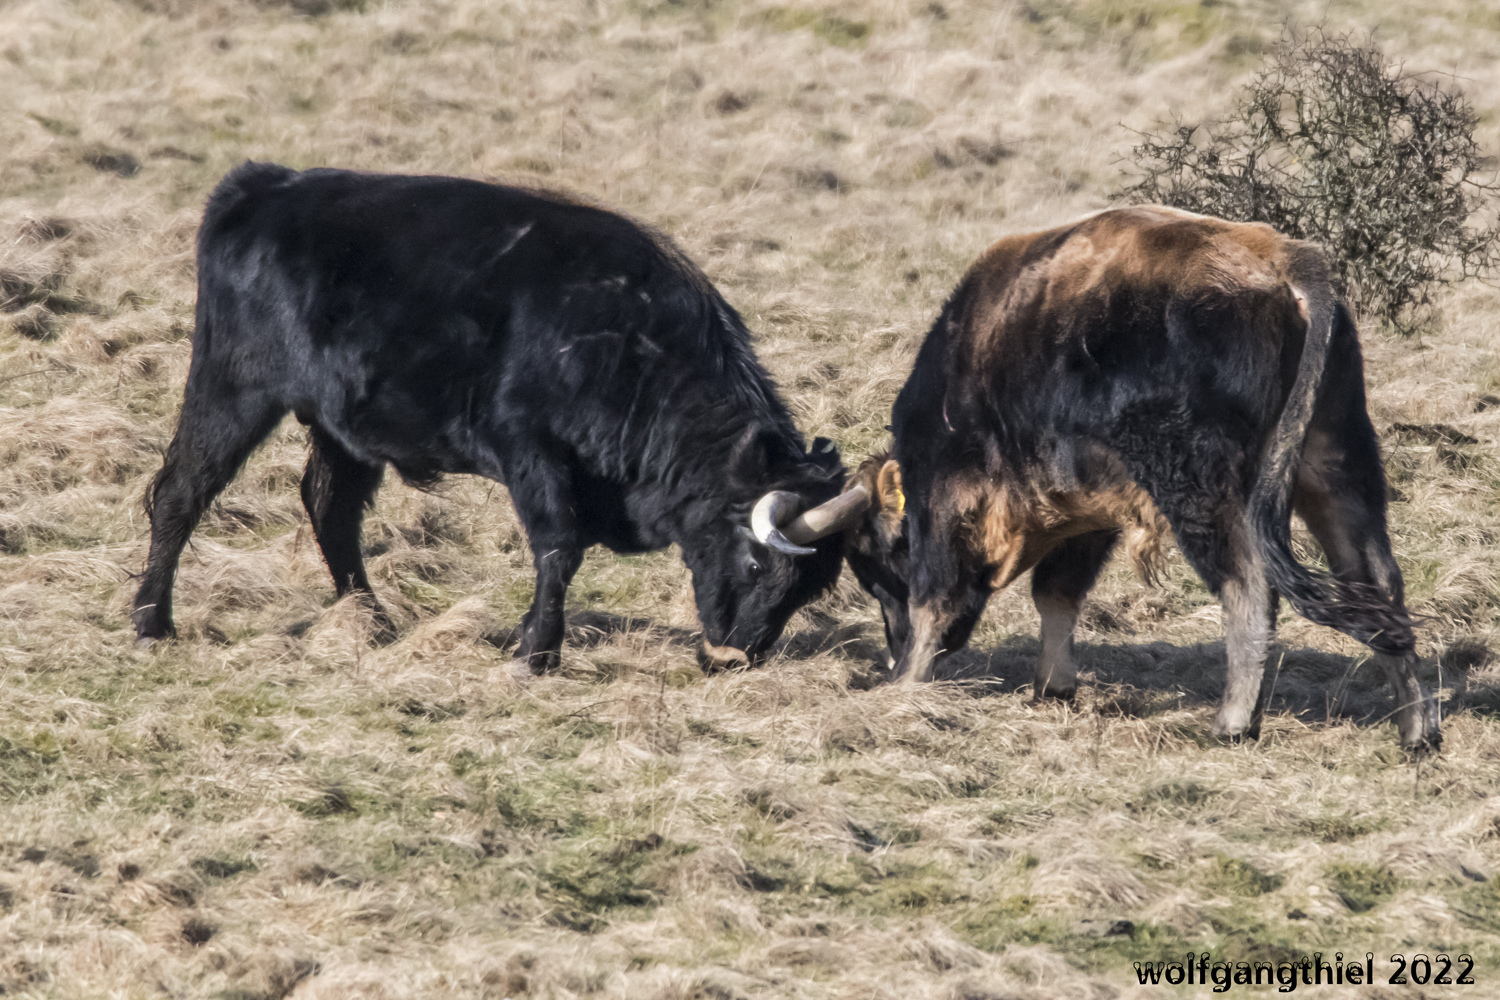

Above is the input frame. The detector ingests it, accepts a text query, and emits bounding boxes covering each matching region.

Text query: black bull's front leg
[514,544,585,672]
[500,438,587,674]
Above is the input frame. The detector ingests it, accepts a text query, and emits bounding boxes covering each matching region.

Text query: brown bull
[842,206,1440,751]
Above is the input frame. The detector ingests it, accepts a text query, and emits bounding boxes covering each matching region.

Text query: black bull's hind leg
[301,425,393,638]
[133,381,288,643]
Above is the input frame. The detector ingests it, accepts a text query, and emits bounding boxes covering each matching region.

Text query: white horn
[750,490,816,556]
[783,484,872,544]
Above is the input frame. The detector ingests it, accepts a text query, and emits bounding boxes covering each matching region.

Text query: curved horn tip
[751,490,805,545]
[764,530,817,557]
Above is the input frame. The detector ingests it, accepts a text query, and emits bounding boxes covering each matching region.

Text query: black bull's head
[687,437,875,669]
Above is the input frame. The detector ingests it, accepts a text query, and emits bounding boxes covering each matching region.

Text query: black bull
[132,164,871,670]
[841,206,1440,751]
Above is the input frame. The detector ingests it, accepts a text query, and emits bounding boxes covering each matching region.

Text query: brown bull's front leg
[1029,529,1120,701]
[892,559,993,684]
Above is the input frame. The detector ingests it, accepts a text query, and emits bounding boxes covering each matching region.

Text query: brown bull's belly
[951,475,1170,591]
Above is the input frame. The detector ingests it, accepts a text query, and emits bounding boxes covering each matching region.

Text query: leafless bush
[1122,30,1500,335]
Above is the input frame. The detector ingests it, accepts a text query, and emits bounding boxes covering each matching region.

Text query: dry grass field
[5,0,1500,996]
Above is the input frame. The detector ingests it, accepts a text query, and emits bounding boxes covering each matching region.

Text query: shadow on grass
[476,607,701,655]
[927,630,1482,732]
[540,606,1499,733]
[561,608,700,650]
[557,606,887,663]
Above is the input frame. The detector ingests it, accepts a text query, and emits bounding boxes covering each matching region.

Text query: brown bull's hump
[962,206,1299,354]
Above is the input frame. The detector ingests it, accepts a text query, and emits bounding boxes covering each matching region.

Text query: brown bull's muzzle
[699,641,751,670]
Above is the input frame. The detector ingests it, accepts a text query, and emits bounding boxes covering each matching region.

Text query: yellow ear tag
[893,487,905,515]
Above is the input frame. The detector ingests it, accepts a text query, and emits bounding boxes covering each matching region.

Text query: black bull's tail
[1248,254,1414,656]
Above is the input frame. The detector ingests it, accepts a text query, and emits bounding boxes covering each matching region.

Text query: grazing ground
[4,1,1500,997]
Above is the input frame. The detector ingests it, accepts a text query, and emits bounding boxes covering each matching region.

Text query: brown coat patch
[935,469,1169,592]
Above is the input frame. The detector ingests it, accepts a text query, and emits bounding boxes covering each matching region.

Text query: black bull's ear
[729,426,842,487]
[728,424,774,490]
[809,436,842,473]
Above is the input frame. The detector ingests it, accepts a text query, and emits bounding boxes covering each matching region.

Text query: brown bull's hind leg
[1215,552,1276,741]
[1141,483,1276,741]
[1374,652,1440,752]
[1294,306,1440,750]
[1296,446,1440,750]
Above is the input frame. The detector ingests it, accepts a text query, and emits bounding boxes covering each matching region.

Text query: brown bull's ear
[876,459,904,515]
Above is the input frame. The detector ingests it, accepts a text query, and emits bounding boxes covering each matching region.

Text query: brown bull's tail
[1248,251,1414,655]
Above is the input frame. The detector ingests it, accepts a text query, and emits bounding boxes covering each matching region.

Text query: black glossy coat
[132,164,844,667]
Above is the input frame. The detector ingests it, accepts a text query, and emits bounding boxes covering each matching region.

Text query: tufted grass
[2,0,1500,997]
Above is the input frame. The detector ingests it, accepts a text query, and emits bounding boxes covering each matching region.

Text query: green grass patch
[1461,876,1500,928]
[1301,814,1379,843]
[290,784,363,819]
[0,731,63,795]
[539,834,690,930]
[1141,779,1217,809]
[759,7,869,47]
[855,860,959,916]
[489,772,603,836]
[25,112,80,137]
[1020,0,1230,61]
[953,895,1036,950]
[1325,862,1402,913]
[190,855,259,880]
[1204,913,1309,966]
[1204,855,1284,897]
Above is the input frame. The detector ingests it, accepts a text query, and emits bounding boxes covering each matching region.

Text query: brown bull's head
[840,452,914,667]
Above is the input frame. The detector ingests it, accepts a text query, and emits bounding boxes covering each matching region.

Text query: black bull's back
[132,163,855,669]
[196,166,769,508]
[847,206,1440,751]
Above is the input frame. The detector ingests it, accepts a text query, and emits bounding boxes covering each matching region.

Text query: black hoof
[132,621,176,648]
[516,650,561,674]
[1402,731,1442,757]
[368,615,400,646]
